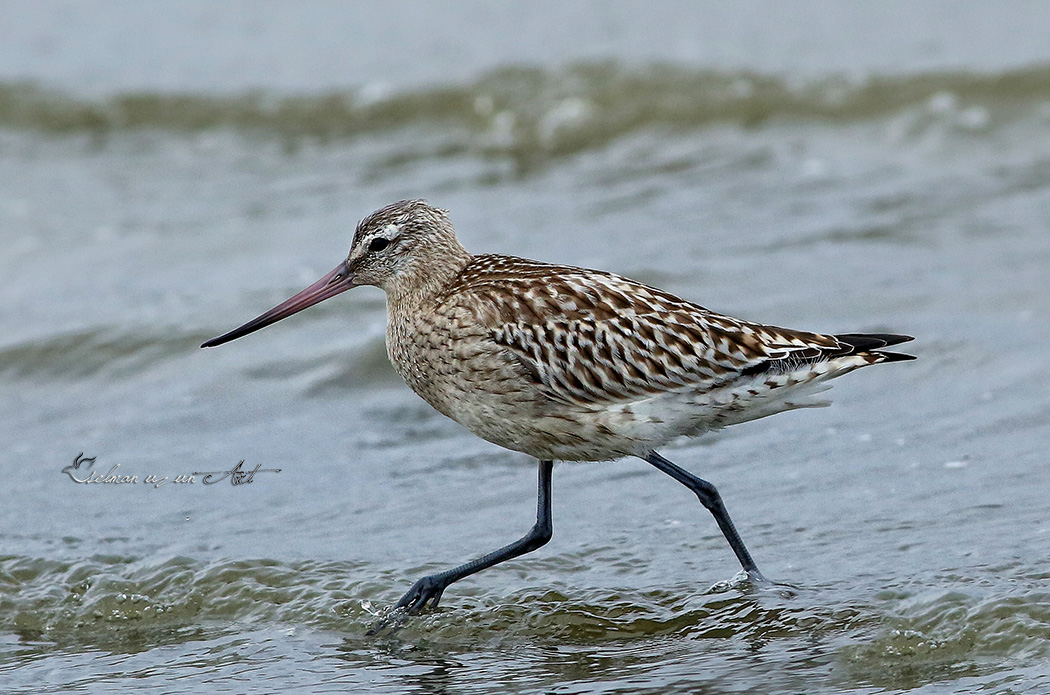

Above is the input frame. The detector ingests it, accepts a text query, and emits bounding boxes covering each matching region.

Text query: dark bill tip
[201,263,354,348]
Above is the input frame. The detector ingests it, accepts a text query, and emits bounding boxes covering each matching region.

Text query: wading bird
[202,200,913,623]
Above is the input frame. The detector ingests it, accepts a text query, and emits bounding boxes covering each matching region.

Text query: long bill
[201,263,355,348]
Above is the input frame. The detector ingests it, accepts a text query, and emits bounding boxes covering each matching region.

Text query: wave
[0,328,189,381]
[0,326,399,388]
[3,62,1049,158]
[0,553,863,649]
[4,551,1050,683]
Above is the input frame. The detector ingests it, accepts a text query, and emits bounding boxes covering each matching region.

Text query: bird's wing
[443,255,852,406]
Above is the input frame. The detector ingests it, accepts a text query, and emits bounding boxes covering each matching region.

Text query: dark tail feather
[834,333,916,362]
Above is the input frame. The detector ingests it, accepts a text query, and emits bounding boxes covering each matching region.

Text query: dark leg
[389,459,553,615]
[644,451,765,581]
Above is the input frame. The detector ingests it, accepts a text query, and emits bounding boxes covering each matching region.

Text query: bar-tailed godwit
[202,199,914,621]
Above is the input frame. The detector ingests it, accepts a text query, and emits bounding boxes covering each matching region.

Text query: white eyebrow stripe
[349,223,403,261]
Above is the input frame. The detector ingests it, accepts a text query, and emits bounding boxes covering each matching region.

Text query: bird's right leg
[368,459,553,633]
[644,450,766,583]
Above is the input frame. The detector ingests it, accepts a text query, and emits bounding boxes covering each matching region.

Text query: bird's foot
[708,569,799,599]
[393,574,448,613]
[746,570,799,598]
[365,574,448,637]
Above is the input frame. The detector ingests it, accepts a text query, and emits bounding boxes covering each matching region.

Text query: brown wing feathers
[452,255,914,403]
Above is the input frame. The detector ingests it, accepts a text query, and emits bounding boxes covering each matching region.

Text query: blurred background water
[2,1,1049,693]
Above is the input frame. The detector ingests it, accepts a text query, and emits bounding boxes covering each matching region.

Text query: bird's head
[201,199,469,349]
[345,199,465,291]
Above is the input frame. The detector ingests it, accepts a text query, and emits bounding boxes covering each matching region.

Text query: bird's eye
[369,237,390,253]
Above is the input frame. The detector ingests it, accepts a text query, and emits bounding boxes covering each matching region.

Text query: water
[2,2,1050,693]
